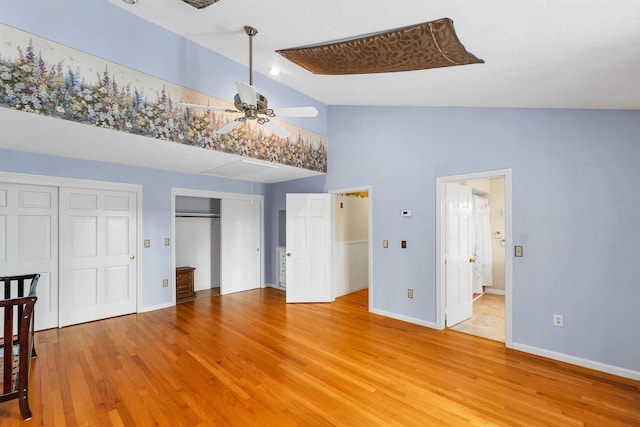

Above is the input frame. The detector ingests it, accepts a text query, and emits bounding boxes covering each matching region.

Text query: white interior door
[445,183,474,327]
[0,183,58,330]
[59,188,137,327]
[286,193,333,303]
[220,199,261,295]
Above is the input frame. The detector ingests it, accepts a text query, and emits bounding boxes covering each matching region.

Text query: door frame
[435,169,513,347]
[170,187,264,305]
[0,171,143,317]
[329,185,373,311]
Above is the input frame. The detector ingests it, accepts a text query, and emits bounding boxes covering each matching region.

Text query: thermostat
[401,210,412,217]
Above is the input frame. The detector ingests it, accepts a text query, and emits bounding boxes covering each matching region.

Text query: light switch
[383,240,388,248]
[144,239,150,248]
[401,240,407,249]
[164,238,170,246]
[515,245,523,257]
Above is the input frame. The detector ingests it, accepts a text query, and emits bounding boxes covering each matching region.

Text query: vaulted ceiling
[113,0,640,110]
[3,1,639,184]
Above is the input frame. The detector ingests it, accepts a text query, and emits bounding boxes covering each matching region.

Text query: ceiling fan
[178,26,318,138]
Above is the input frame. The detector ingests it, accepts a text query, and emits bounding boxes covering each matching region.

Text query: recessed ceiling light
[269,67,280,76]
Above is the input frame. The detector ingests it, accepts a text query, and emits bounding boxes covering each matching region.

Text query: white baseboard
[370,307,437,329]
[335,285,368,298]
[513,343,640,381]
[485,288,505,295]
[139,302,174,313]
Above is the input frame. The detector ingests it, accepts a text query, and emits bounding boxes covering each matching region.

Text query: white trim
[335,239,369,246]
[171,187,265,306]
[329,185,373,312]
[435,168,513,348]
[513,343,640,381]
[485,288,506,295]
[0,171,140,192]
[0,171,144,317]
[370,308,438,329]
[138,302,174,313]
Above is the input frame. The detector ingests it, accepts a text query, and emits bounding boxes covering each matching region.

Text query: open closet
[175,196,221,299]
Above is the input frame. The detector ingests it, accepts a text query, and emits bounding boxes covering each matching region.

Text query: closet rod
[176,213,220,218]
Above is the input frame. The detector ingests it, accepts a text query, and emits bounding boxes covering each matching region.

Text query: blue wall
[323,105,640,372]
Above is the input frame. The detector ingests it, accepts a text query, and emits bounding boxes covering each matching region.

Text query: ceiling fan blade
[235,81,257,106]
[177,102,235,112]
[272,107,318,117]
[262,120,290,138]
[215,119,243,134]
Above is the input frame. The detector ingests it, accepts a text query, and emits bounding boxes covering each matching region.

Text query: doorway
[283,186,373,308]
[175,196,221,299]
[333,190,370,297]
[170,188,264,304]
[436,169,513,347]
[330,186,372,309]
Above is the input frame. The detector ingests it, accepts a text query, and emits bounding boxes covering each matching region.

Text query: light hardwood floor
[1,288,638,426]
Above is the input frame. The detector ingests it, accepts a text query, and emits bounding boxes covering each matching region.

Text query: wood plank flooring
[1,288,638,426]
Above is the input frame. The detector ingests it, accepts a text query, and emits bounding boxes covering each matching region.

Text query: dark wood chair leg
[18,388,33,420]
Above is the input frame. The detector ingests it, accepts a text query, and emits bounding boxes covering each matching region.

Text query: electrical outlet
[162,279,168,288]
[553,314,563,326]
[401,240,407,249]
[144,239,150,248]
[164,238,170,246]
[408,289,414,298]
[383,240,388,248]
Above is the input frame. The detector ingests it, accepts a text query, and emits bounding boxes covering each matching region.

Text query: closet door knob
[287,253,292,257]
[130,255,135,260]
[469,257,475,263]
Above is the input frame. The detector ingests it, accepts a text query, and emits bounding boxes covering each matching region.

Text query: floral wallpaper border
[0,24,327,173]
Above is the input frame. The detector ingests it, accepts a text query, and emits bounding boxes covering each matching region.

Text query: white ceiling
[113,0,640,110]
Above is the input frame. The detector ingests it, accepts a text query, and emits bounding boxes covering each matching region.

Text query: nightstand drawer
[176,266,196,299]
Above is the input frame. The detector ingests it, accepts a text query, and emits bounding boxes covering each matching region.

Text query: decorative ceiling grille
[277,18,483,75]
[181,0,220,9]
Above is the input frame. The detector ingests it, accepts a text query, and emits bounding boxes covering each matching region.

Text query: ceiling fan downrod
[244,26,258,86]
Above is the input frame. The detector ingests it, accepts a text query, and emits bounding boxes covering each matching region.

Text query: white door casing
[286,193,333,303]
[59,188,137,327]
[445,183,474,327]
[220,198,261,295]
[0,183,59,330]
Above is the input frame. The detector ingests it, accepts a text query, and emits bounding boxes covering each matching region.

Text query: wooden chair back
[0,274,39,420]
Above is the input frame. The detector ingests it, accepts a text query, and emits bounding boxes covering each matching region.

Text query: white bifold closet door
[59,188,137,327]
[0,183,59,330]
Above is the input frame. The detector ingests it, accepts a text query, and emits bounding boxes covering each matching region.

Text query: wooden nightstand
[176,266,196,299]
